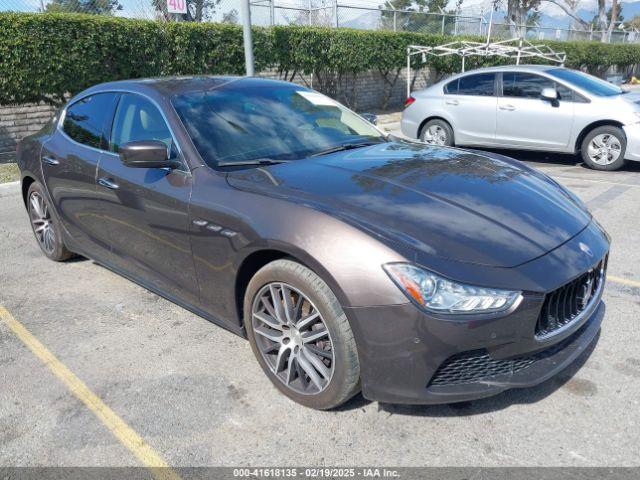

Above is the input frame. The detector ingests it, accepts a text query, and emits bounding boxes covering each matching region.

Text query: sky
[0,0,630,22]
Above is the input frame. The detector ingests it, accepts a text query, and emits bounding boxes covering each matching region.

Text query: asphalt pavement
[1,150,639,469]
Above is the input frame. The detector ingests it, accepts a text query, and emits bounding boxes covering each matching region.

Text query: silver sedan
[401,65,640,171]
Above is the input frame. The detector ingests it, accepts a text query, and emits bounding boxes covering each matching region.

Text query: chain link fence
[1,0,639,43]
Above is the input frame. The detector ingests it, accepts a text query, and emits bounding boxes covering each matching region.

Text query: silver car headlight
[383,263,521,314]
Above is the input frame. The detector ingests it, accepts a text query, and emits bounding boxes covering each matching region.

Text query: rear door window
[444,78,459,94]
[556,83,575,102]
[62,93,115,149]
[456,73,496,96]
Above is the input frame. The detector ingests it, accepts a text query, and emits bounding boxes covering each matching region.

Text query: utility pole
[240,0,255,76]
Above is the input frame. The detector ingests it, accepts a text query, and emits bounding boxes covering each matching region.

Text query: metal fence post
[406,47,411,98]
[240,0,255,76]
[269,0,275,26]
[393,11,397,32]
[334,0,339,27]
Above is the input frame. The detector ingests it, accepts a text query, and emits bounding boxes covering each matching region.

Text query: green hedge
[1,12,640,105]
[0,13,273,104]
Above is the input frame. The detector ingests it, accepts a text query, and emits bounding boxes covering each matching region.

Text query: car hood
[226,142,591,268]
[618,92,640,110]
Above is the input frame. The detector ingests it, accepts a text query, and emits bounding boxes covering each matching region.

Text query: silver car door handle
[499,105,515,111]
[42,155,59,166]
[445,100,459,106]
[98,177,119,190]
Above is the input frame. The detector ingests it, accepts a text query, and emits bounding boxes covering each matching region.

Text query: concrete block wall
[0,102,57,164]
[259,67,434,112]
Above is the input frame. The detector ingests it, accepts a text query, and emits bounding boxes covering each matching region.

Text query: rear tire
[244,259,360,410]
[580,126,627,171]
[420,119,454,146]
[27,182,74,262]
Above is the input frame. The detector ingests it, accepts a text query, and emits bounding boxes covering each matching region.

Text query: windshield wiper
[217,158,289,167]
[309,141,384,158]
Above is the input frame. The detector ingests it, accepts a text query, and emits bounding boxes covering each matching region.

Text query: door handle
[42,155,59,166]
[445,100,459,106]
[98,177,119,190]
[499,104,515,111]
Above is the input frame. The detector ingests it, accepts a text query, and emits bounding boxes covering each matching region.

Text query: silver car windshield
[547,68,624,97]
[172,85,384,166]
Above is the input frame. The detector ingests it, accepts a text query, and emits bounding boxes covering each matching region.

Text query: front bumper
[344,220,609,405]
[345,299,603,405]
[623,123,640,161]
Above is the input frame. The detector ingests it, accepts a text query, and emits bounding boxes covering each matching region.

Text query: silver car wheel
[587,133,622,165]
[423,125,447,146]
[29,191,56,254]
[251,282,335,395]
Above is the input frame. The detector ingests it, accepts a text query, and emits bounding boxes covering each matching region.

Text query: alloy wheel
[587,133,621,165]
[29,192,56,254]
[251,282,335,395]
[423,125,447,145]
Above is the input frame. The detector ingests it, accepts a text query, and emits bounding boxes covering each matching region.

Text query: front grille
[535,259,605,339]
[428,324,586,387]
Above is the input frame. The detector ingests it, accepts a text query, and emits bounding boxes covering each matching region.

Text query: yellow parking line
[0,305,180,480]
[608,275,640,288]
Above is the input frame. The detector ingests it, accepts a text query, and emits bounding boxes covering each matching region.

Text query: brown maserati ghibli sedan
[17,76,609,409]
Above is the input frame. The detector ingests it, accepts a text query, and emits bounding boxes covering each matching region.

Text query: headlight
[383,263,521,314]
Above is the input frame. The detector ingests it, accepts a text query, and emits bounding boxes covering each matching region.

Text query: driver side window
[110,94,176,158]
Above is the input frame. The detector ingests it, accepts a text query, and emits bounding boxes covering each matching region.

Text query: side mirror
[361,113,378,125]
[540,87,558,102]
[119,140,179,169]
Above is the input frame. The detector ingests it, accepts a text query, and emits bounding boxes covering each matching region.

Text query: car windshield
[172,83,384,166]
[547,68,624,97]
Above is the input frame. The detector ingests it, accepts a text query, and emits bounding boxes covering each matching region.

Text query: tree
[590,0,623,40]
[628,14,640,30]
[596,0,608,39]
[606,0,622,40]
[45,0,122,15]
[379,0,460,33]
[221,8,238,24]
[541,0,590,31]
[491,0,541,37]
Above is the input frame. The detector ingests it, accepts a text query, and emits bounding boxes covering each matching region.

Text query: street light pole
[240,0,255,76]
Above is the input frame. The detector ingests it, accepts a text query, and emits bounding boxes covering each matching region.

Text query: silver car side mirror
[540,87,558,102]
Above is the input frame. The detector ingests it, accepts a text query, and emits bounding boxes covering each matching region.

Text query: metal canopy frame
[406,37,566,97]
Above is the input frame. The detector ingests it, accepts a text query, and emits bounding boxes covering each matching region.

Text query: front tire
[244,259,360,409]
[27,182,74,262]
[581,126,627,171]
[420,119,454,146]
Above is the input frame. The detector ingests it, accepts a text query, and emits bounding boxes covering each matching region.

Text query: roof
[76,75,301,100]
[463,64,562,73]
